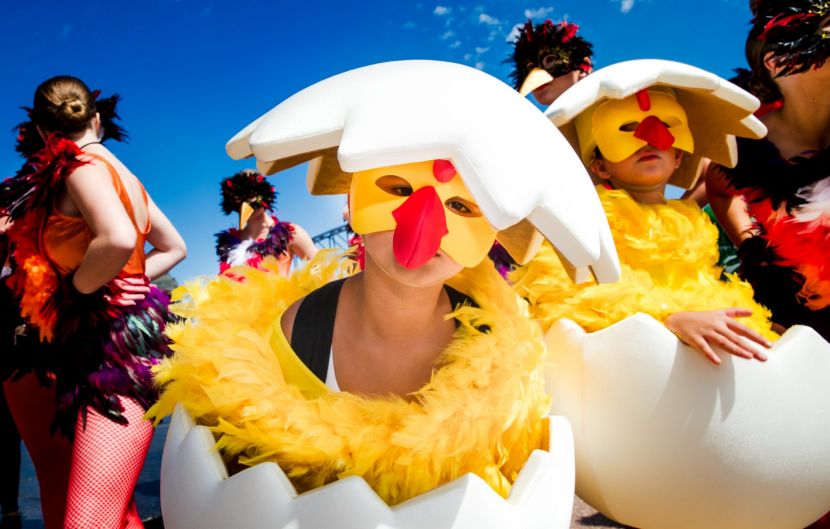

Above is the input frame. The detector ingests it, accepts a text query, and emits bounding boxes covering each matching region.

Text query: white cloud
[524,6,554,19]
[505,23,522,42]
[620,0,634,13]
[475,46,490,54]
[402,20,417,29]
[450,40,462,48]
[479,13,500,25]
[464,53,473,61]
[440,30,456,40]
[475,61,486,70]
[434,5,450,15]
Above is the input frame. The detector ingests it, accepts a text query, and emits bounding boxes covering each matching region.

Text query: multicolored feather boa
[1,135,86,339]
[0,135,173,435]
[723,138,829,338]
[150,250,550,505]
[215,217,294,272]
[511,186,778,341]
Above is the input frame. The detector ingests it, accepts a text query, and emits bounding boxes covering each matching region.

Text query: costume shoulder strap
[83,153,151,234]
[290,278,347,382]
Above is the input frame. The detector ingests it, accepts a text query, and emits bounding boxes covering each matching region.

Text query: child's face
[590,146,682,190]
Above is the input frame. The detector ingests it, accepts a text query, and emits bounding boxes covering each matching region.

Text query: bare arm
[288,223,318,261]
[66,163,138,293]
[705,164,756,247]
[144,194,187,280]
[681,163,709,208]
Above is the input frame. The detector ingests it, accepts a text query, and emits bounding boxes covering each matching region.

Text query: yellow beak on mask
[349,160,497,269]
[239,202,255,230]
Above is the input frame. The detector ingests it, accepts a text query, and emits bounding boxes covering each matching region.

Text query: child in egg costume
[149,60,619,529]
[514,59,777,364]
[519,59,830,529]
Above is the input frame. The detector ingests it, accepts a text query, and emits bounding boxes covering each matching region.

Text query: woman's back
[44,150,150,277]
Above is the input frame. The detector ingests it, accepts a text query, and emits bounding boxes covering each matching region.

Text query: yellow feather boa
[150,250,550,505]
[512,187,777,340]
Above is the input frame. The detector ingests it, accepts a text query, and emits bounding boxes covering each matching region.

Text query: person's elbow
[171,238,187,266]
[102,229,138,263]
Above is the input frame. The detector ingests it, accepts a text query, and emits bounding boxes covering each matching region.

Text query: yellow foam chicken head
[575,88,694,164]
[349,160,497,269]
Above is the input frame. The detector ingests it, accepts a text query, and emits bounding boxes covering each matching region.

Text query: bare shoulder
[280,297,305,343]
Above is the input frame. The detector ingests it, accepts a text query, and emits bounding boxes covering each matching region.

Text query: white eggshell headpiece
[227,60,619,282]
[546,59,767,189]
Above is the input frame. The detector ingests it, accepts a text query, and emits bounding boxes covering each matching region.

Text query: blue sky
[0,0,753,282]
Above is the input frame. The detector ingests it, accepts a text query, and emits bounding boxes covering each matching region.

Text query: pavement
[15,417,629,529]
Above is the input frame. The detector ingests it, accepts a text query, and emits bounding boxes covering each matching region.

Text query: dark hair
[31,76,97,133]
[738,33,783,103]
[15,77,127,159]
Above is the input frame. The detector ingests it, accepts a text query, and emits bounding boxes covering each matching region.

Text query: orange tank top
[41,153,151,277]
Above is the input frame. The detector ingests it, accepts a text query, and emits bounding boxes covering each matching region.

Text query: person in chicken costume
[509,19,594,105]
[149,60,619,529]
[215,169,317,275]
[515,59,830,529]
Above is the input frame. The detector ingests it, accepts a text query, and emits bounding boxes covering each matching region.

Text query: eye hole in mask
[444,196,482,218]
[618,117,680,133]
[375,175,413,197]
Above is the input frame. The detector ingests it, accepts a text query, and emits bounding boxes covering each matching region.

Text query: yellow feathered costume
[512,187,777,340]
[150,250,550,506]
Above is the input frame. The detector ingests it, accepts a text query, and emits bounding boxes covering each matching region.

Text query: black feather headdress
[220,169,277,215]
[508,19,593,91]
[13,91,128,160]
[752,0,829,78]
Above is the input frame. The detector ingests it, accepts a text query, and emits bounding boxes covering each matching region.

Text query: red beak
[634,115,675,151]
[391,186,448,269]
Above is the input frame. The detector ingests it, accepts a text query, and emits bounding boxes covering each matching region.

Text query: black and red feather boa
[723,138,830,340]
[215,216,295,272]
[0,135,172,436]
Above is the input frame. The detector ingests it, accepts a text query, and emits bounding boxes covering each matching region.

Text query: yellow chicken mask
[349,160,497,269]
[575,88,694,164]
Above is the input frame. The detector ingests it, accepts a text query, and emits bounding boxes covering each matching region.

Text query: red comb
[635,89,651,111]
[433,159,457,183]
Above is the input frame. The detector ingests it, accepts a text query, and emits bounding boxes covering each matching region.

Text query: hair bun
[58,98,87,121]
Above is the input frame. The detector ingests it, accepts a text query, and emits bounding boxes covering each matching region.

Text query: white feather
[794,176,830,223]
[226,239,256,266]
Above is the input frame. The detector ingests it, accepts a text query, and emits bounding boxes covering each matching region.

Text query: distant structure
[311,224,351,250]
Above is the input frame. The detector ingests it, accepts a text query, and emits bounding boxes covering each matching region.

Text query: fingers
[711,330,756,360]
[726,318,772,348]
[691,336,721,365]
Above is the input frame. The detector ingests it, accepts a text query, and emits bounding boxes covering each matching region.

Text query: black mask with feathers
[509,19,593,91]
[751,0,829,78]
[220,169,277,215]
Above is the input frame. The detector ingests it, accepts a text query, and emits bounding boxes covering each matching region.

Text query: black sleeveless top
[290,278,474,383]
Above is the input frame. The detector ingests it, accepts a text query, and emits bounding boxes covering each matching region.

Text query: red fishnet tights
[4,375,152,529]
